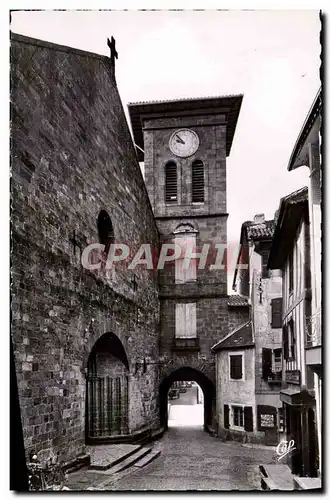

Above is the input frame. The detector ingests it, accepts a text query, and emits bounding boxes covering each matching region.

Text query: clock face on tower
[169,129,199,158]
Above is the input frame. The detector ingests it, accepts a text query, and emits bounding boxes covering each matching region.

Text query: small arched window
[97,210,114,255]
[165,161,177,202]
[192,160,204,203]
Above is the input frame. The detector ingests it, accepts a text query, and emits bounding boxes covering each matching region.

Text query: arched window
[192,160,204,203]
[165,161,177,202]
[97,210,114,256]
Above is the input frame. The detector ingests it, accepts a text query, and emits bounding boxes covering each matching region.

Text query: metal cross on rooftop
[107,36,118,65]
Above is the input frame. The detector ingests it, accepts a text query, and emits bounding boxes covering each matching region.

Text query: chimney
[253,213,265,224]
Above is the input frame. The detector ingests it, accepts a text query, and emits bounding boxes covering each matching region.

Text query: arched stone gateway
[159,366,216,431]
[86,333,129,443]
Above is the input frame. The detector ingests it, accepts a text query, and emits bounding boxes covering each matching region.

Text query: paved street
[106,426,276,491]
[105,391,277,491]
[169,384,200,405]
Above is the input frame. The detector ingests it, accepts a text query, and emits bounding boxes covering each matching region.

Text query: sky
[10,10,321,290]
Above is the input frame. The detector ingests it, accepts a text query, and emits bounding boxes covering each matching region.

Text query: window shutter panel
[192,160,204,203]
[185,303,196,338]
[244,406,254,432]
[282,324,289,359]
[175,303,185,338]
[271,298,282,328]
[165,162,177,202]
[224,404,229,429]
[262,348,273,380]
[261,250,269,279]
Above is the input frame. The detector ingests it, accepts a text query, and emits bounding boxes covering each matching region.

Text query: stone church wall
[11,34,160,464]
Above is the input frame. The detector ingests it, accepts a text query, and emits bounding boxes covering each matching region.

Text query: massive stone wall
[11,34,160,463]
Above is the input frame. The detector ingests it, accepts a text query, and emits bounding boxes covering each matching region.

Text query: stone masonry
[11,33,160,464]
[11,33,250,466]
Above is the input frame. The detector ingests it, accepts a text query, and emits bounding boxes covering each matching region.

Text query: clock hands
[175,134,185,145]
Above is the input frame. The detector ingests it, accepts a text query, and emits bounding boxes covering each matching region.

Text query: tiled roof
[227,295,249,307]
[268,187,308,270]
[246,219,275,240]
[211,321,254,351]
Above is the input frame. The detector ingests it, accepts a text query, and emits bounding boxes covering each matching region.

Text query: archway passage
[168,381,204,427]
[159,367,215,431]
[86,333,129,442]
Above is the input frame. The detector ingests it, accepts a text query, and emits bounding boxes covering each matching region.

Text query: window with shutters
[229,405,253,431]
[232,406,244,428]
[175,303,196,338]
[165,161,177,202]
[271,297,282,328]
[229,353,244,380]
[191,160,204,203]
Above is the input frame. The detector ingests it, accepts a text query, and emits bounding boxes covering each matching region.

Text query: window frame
[231,405,245,430]
[228,351,245,381]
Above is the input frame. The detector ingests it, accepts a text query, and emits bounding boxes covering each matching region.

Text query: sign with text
[260,413,276,428]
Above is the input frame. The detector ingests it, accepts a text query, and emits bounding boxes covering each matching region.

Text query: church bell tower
[128,95,243,428]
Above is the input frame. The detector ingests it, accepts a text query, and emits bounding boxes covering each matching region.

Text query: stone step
[89,444,143,471]
[110,447,152,474]
[133,449,161,468]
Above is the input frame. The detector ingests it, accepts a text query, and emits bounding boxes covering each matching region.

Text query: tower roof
[128,94,243,161]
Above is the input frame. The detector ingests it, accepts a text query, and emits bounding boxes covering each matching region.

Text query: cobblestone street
[105,426,277,491]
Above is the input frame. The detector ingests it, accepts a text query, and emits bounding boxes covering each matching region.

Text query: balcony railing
[305,308,321,348]
[172,337,200,352]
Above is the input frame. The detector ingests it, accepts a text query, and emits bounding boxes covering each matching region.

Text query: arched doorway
[86,333,129,443]
[159,367,215,431]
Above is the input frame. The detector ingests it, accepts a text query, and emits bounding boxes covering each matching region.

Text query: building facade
[269,187,318,478]
[213,214,283,444]
[286,90,322,477]
[128,96,247,430]
[212,321,256,441]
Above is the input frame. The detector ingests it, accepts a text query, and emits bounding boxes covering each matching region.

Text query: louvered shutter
[271,298,282,328]
[224,404,229,429]
[244,406,254,432]
[165,162,177,202]
[192,160,204,203]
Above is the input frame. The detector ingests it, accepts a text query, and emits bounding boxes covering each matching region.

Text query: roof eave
[287,89,322,172]
[212,342,255,352]
[128,94,244,162]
